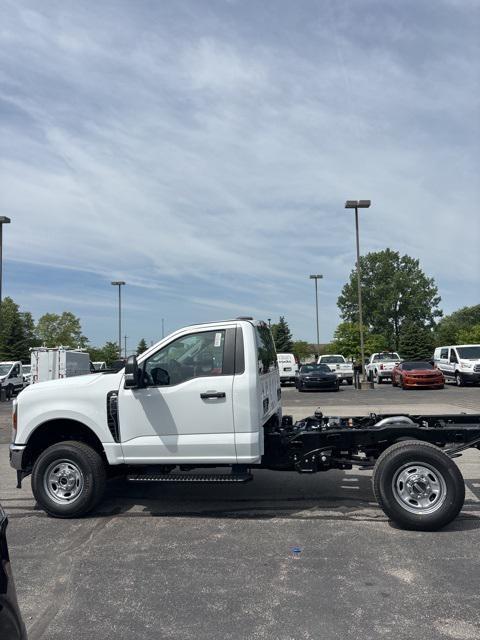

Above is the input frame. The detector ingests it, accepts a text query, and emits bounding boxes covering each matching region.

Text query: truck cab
[10,319,281,517]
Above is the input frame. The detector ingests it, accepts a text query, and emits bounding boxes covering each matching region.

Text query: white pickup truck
[9,318,480,531]
[317,355,353,385]
[365,352,401,384]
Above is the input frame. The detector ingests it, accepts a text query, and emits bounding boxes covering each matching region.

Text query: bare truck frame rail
[261,411,480,530]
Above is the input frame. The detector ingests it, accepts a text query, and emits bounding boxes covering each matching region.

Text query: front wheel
[32,441,106,518]
[455,373,464,387]
[372,441,465,531]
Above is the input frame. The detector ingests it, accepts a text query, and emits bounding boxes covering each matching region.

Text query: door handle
[200,391,226,399]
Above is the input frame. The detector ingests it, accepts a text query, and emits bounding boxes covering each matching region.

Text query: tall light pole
[345,200,371,384]
[0,217,11,311]
[309,274,323,358]
[111,281,125,358]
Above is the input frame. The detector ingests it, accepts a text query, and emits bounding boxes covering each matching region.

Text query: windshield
[0,364,12,376]
[320,356,345,364]
[300,364,331,373]
[457,346,480,359]
[373,353,400,362]
[402,362,434,371]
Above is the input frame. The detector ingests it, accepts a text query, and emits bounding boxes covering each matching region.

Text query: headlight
[11,399,17,441]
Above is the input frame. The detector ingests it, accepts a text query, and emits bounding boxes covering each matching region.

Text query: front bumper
[461,372,480,383]
[9,444,26,471]
[403,380,444,388]
[299,379,338,390]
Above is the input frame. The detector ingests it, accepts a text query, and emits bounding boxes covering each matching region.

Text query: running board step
[127,472,253,483]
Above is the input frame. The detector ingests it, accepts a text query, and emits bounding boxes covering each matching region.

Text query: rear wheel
[347,378,353,385]
[372,441,465,531]
[32,441,106,518]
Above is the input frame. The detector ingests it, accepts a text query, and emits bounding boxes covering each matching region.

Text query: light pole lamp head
[0,217,11,224]
[111,281,126,286]
[345,200,371,209]
[309,274,323,280]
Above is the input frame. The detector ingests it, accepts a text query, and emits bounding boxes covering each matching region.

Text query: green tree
[332,322,389,361]
[19,311,39,360]
[457,324,480,344]
[137,338,148,355]
[291,340,311,362]
[399,323,435,360]
[36,312,88,348]
[102,342,121,366]
[88,342,121,367]
[338,249,442,349]
[434,305,480,345]
[0,297,30,360]
[271,316,293,352]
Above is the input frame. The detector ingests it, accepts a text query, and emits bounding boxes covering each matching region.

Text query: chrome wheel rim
[392,462,447,515]
[43,459,84,504]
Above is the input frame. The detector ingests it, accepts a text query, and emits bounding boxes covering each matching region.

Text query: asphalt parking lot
[1,386,480,640]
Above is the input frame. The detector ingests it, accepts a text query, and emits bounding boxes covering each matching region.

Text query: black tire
[6,385,13,400]
[455,373,464,387]
[32,441,106,518]
[347,379,353,386]
[372,440,465,531]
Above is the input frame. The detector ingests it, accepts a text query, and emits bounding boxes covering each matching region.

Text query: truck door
[118,327,237,463]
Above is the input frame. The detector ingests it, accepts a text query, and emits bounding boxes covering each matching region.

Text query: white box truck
[30,348,92,384]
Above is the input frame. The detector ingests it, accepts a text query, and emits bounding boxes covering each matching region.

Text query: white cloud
[0,0,479,344]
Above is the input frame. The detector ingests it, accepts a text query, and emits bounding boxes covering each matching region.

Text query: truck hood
[21,373,118,394]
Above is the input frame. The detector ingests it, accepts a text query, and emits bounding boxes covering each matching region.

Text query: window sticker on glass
[214,332,222,348]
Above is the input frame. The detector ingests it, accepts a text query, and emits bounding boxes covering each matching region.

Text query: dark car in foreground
[0,505,27,640]
[296,364,339,392]
[392,361,444,390]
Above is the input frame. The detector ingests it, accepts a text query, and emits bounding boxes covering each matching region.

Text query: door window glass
[449,349,458,364]
[143,331,225,386]
[440,348,448,359]
[255,322,277,374]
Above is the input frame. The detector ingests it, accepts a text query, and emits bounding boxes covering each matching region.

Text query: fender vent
[107,391,120,442]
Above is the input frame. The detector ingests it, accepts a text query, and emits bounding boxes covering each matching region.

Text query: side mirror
[124,355,139,388]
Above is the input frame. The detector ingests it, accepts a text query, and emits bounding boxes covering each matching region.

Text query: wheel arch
[23,419,107,471]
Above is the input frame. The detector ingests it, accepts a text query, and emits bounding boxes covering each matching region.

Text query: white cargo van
[317,354,354,385]
[31,348,92,384]
[277,353,298,385]
[0,361,24,398]
[433,344,480,386]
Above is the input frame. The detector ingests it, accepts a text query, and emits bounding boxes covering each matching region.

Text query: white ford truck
[317,355,354,385]
[9,318,480,531]
[365,352,401,384]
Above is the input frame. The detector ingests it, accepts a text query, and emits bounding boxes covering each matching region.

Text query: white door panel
[118,375,235,463]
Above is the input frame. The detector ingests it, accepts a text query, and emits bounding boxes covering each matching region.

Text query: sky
[1,0,479,351]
